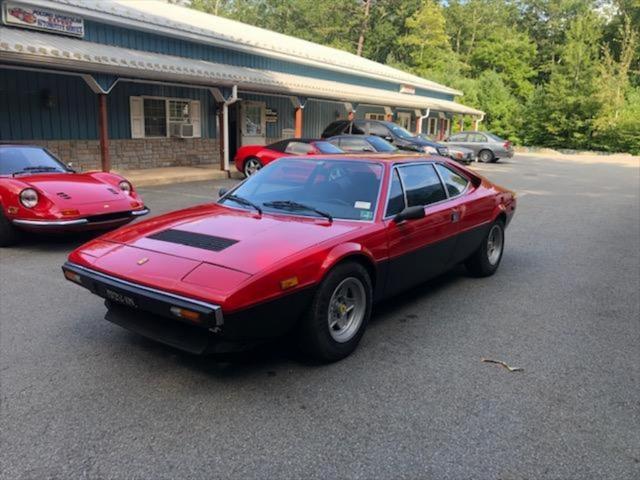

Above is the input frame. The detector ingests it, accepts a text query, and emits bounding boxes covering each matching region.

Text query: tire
[465,219,505,277]
[298,262,372,362]
[0,209,19,247]
[478,149,494,163]
[243,157,263,177]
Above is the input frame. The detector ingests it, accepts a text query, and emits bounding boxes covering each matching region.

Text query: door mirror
[218,187,229,198]
[384,136,394,143]
[66,162,77,173]
[394,205,425,223]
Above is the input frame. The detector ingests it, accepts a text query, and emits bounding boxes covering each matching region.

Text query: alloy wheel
[327,277,366,343]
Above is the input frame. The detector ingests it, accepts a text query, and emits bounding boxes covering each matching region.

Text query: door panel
[241,101,266,146]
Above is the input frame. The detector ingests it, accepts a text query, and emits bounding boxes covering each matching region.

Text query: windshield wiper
[223,194,262,215]
[12,166,61,177]
[263,200,333,222]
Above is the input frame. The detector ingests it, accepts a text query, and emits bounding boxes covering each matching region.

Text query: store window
[130,96,201,139]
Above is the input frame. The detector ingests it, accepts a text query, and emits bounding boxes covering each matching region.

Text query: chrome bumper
[12,208,149,227]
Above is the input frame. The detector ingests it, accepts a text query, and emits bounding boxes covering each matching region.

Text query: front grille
[148,229,238,252]
[86,211,132,223]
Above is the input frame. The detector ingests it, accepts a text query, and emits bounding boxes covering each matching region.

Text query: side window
[436,164,469,197]
[368,122,390,138]
[449,133,467,142]
[470,133,487,143]
[386,168,405,217]
[340,137,372,152]
[284,142,314,155]
[398,164,447,207]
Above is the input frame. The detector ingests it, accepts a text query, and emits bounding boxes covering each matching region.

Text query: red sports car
[0,145,148,246]
[234,138,343,177]
[62,155,516,362]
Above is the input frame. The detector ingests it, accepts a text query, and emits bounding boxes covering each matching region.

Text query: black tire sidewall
[466,219,505,277]
[300,262,372,362]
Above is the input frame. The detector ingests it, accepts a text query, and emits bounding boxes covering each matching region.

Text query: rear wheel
[0,209,20,247]
[243,157,263,177]
[298,262,372,362]
[478,149,494,163]
[465,219,505,277]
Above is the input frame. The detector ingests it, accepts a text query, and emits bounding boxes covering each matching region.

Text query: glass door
[241,101,266,145]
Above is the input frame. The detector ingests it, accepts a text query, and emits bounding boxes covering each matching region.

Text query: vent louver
[148,229,238,252]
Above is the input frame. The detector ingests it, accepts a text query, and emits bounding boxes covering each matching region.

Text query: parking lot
[1,153,639,479]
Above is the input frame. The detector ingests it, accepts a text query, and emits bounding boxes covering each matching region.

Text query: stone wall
[11,138,220,171]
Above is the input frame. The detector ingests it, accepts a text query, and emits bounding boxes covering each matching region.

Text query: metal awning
[0,28,484,117]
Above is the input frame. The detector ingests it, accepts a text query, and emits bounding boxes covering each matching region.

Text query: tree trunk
[356,0,371,56]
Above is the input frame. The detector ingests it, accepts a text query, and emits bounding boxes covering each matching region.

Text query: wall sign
[266,108,278,123]
[399,84,416,95]
[2,2,85,37]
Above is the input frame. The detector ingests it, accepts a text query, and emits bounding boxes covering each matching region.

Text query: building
[0,0,485,172]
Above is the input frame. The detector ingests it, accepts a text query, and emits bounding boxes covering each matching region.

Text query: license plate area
[103,287,138,309]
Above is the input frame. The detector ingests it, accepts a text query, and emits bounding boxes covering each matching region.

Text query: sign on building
[266,108,278,123]
[2,2,84,37]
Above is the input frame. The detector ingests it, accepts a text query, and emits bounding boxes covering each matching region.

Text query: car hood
[19,173,125,204]
[100,204,365,275]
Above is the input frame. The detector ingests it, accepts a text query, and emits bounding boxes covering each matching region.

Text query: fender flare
[319,242,378,282]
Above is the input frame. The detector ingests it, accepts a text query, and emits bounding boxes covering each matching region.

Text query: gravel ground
[1,154,639,479]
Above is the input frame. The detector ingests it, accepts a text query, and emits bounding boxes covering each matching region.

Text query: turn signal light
[130,201,141,208]
[280,276,299,290]
[61,209,80,216]
[7,206,18,214]
[64,270,82,284]
[170,306,201,323]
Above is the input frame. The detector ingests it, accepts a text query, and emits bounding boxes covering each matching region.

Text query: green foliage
[190,0,640,154]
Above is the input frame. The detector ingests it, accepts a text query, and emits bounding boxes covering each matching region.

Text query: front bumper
[13,208,149,229]
[62,262,224,353]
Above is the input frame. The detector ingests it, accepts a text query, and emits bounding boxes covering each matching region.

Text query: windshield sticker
[354,201,371,210]
[359,211,374,220]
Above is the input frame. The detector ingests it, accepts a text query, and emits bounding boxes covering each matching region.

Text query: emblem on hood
[137,257,149,266]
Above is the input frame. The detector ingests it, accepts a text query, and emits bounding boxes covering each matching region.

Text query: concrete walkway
[114,165,243,187]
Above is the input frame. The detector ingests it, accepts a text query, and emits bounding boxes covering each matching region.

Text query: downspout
[222,85,238,172]
[473,113,485,131]
[416,108,430,135]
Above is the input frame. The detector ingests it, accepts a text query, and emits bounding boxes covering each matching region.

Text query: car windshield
[0,147,68,176]
[387,123,415,140]
[313,141,344,154]
[220,158,383,221]
[366,136,397,152]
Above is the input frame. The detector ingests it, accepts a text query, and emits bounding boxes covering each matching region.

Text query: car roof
[292,153,446,164]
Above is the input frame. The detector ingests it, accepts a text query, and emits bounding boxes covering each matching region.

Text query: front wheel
[0,210,20,247]
[243,157,263,177]
[298,262,372,362]
[465,219,505,277]
[478,149,494,163]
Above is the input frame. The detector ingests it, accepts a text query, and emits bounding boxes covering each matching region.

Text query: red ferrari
[63,155,516,362]
[234,138,343,177]
[0,145,148,246]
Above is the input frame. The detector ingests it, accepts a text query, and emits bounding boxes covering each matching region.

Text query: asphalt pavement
[1,154,639,479]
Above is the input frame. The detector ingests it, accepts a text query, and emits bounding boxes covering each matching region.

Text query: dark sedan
[326,135,398,153]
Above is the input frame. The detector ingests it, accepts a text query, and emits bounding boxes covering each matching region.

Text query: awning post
[97,93,110,172]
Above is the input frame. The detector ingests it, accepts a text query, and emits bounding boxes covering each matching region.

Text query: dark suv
[321,120,449,156]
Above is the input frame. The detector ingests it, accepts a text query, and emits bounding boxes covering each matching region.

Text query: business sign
[266,108,278,123]
[399,84,416,95]
[2,2,84,37]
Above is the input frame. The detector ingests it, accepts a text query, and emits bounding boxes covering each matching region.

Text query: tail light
[504,141,512,149]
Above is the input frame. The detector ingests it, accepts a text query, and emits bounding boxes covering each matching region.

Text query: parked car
[0,144,148,247]
[416,133,474,164]
[326,135,399,153]
[444,131,514,163]
[321,120,449,156]
[234,138,343,177]
[63,154,516,362]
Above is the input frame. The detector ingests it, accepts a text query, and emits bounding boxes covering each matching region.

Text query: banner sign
[2,2,85,37]
[399,84,416,95]
[266,108,278,123]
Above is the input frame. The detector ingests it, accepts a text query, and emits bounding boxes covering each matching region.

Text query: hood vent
[56,192,72,200]
[107,187,120,195]
[148,229,238,252]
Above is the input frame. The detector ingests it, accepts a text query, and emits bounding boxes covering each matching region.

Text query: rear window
[367,136,396,152]
[435,164,469,197]
[313,141,343,154]
[285,142,315,155]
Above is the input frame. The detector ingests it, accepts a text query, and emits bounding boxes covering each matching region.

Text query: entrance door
[396,112,412,130]
[241,101,266,146]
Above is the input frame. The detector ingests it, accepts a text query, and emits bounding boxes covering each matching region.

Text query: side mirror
[394,205,425,223]
[67,162,76,173]
[384,136,394,142]
[218,187,229,198]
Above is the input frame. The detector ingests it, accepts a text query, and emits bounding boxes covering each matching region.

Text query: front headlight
[19,188,39,208]
[423,145,438,154]
[118,180,132,194]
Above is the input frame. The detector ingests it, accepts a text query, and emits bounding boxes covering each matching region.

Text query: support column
[473,118,479,131]
[217,103,225,171]
[459,116,464,132]
[97,94,110,172]
[294,106,303,138]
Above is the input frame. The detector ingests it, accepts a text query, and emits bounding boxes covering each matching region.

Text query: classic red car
[0,145,148,246]
[62,155,516,362]
[234,138,343,177]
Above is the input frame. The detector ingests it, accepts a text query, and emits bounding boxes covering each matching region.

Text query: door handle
[451,210,460,223]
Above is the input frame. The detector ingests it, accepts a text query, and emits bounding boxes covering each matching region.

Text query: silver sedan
[444,131,514,163]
